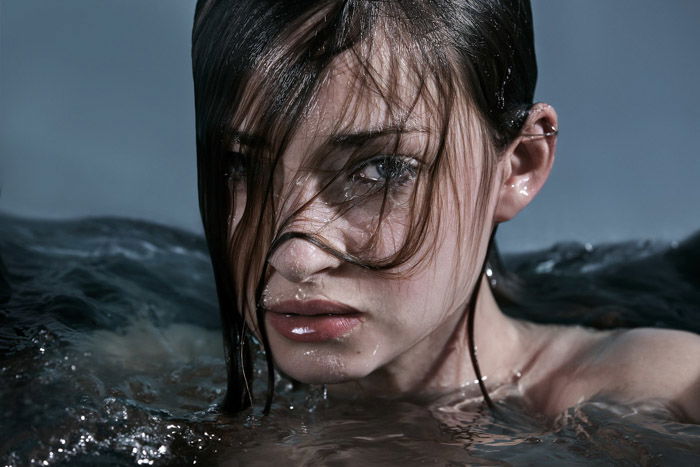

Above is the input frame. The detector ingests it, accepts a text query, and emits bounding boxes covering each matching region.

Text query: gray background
[1,1,698,252]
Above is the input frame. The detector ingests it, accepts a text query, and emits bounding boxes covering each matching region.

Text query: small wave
[78,319,223,370]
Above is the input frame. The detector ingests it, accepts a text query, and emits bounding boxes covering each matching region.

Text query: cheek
[388,215,474,320]
[342,200,413,260]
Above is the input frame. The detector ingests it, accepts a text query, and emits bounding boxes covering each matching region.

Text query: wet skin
[229,42,700,423]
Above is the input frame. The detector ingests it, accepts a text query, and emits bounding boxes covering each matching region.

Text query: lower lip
[266,313,363,342]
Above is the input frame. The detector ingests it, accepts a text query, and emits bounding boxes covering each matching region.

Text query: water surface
[1,215,698,465]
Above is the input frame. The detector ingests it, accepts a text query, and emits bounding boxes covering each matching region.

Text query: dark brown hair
[192,0,538,413]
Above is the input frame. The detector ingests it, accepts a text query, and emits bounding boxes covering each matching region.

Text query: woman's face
[230,49,503,386]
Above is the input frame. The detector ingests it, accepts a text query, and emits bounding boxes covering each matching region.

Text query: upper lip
[266,299,362,316]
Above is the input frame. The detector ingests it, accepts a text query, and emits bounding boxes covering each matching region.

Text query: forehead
[231,28,482,162]
[302,41,441,139]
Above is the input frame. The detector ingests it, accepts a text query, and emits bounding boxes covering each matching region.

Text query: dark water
[1,214,699,466]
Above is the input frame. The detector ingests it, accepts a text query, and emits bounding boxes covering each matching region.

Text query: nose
[268,235,343,283]
[268,171,351,283]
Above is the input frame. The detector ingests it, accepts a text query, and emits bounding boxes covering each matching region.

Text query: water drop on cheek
[342,182,355,202]
[261,286,271,307]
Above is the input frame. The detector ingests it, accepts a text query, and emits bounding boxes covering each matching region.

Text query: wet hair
[192,0,539,413]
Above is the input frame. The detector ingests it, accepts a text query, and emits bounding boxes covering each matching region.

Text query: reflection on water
[1,215,699,465]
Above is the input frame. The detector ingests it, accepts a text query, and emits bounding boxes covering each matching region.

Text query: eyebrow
[330,126,428,147]
[229,126,428,150]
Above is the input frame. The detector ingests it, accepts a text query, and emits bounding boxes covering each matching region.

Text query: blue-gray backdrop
[1,1,699,252]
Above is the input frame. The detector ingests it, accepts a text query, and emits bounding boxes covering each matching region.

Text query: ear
[494,103,558,223]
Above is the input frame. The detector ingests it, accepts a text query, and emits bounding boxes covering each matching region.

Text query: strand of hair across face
[239,321,255,409]
[255,259,276,415]
[467,226,498,410]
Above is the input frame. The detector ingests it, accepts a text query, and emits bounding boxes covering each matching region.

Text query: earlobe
[494,103,558,223]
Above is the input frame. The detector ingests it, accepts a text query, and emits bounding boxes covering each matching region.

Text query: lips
[265,299,363,342]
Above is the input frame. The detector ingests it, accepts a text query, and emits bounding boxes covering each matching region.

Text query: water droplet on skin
[261,286,274,308]
[342,183,355,202]
[294,288,306,301]
[510,176,530,197]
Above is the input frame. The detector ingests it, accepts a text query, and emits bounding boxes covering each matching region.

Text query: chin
[272,347,376,385]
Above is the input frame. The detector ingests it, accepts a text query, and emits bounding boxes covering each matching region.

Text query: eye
[225,151,248,183]
[352,155,419,186]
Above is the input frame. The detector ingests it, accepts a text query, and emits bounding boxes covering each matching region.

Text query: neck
[328,277,527,402]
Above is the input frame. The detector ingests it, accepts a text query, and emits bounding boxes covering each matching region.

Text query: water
[1,214,698,465]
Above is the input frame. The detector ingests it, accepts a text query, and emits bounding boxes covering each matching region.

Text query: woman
[191,0,700,421]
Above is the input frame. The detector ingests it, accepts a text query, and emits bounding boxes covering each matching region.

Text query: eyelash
[350,154,419,187]
[224,151,420,193]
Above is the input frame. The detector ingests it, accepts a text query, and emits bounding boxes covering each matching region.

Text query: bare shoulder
[516,323,612,415]
[586,327,700,422]
[519,324,700,422]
